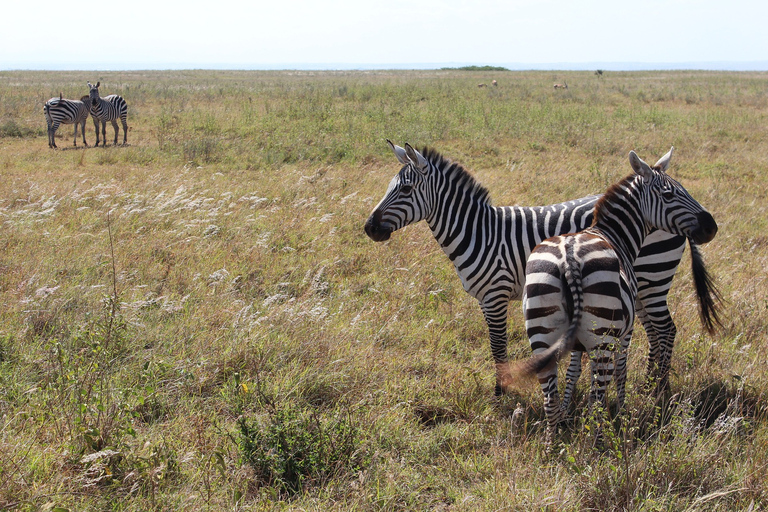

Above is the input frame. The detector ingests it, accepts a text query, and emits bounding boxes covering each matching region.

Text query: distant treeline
[442,65,510,71]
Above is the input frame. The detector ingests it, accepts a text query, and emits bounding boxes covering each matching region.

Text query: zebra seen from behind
[364,142,721,398]
[517,148,717,440]
[87,81,128,146]
[44,93,91,148]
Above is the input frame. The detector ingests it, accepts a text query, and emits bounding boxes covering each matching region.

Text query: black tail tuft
[690,240,723,334]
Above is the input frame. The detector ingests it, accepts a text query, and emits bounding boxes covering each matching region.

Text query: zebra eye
[400,184,413,195]
[661,189,675,200]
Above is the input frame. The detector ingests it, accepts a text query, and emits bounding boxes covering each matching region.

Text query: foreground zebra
[87,81,128,146]
[44,93,91,148]
[364,142,720,396]
[518,148,717,438]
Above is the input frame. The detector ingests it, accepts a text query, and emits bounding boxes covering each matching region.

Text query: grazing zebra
[87,81,128,146]
[364,142,720,397]
[518,148,717,439]
[44,93,90,148]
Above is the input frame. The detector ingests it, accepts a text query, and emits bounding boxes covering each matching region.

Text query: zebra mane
[420,146,492,206]
[591,173,637,227]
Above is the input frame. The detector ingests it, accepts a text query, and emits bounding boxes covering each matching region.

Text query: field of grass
[0,69,767,511]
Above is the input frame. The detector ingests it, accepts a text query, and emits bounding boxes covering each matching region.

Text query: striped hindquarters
[44,98,89,125]
[523,233,628,370]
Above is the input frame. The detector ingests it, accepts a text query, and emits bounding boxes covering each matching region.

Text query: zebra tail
[518,241,584,379]
[690,240,723,334]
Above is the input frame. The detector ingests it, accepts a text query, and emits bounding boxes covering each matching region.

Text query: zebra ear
[653,146,674,173]
[96,81,100,88]
[404,144,429,173]
[387,139,410,165]
[629,150,654,180]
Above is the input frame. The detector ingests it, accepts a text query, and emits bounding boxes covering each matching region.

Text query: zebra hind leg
[111,119,119,146]
[614,330,632,411]
[538,371,564,444]
[481,297,513,396]
[80,120,88,146]
[561,350,583,413]
[587,346,615,445]
[121,117,128,145]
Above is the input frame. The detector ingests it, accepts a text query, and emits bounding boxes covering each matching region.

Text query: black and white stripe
[364,142,719,397]
[87,81,128,146]
[44,94,90,148]
[519,148,717,437]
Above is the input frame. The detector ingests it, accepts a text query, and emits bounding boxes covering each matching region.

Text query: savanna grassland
[1,69,768,511]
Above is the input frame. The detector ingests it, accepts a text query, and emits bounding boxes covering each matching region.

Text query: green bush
[238,406,368,496]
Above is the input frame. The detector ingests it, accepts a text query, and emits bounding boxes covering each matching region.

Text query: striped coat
[365,142,720,397]
[519,148,718,437]
[87,81,128,146]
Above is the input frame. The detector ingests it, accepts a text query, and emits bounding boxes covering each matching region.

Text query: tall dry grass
[0,69,766,510]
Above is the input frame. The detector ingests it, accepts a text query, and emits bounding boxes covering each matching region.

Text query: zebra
[87,81,128,146]
[517,148,717,439]
[44,93,90,148]
[364,141,720,397]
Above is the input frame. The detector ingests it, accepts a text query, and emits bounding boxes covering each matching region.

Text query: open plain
[1,69,767,510]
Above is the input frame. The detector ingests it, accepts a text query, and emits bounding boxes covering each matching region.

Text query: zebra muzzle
[364,213,392,242]
[691,211,718,244]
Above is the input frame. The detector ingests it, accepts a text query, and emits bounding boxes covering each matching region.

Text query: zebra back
[44,96,90,125]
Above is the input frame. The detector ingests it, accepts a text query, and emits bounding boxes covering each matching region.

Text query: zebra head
[364,140,434,242]
[87,81,101,107]
[629,147,718,245]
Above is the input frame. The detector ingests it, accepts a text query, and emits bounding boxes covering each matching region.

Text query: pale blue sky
[3,0,766,70]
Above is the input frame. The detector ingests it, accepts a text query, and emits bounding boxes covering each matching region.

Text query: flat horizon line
[2,60,768,72]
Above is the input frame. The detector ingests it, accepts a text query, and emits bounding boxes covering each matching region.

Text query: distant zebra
[87,81,128,146]
[364,142,720,396]
[518,148,717,438]
[44,93,90,148]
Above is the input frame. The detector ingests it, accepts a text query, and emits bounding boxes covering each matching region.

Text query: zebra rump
[44,93,90,148]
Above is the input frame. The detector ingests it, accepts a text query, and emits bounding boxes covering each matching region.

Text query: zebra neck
[590,181,649,265]
[427,192,493,264]
[589,221,646,268]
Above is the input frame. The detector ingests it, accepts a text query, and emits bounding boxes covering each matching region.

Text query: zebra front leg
[637,305,676,394]
[482,297,512,396]
[73,122,78,147]
[655,322,676,393]
[101,120,107,147]
[561,350,583,413]
[93,118,101,147]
